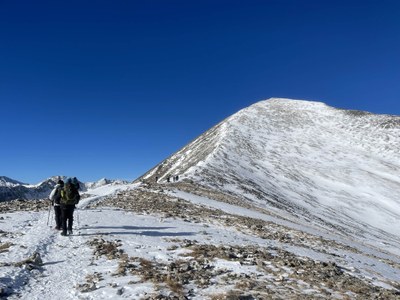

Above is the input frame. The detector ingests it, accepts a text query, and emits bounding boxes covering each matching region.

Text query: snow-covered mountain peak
[2,98,400,299]
[84,178,129,190]
[250,97,329,111]
[143,98,400,255]
[0,176,26,187]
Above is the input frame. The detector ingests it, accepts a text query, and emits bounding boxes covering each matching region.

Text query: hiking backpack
[61,183,80,205]
[53,186,63,204]
[49,184,63,204]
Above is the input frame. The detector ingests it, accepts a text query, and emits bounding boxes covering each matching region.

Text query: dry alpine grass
[0,242,13,253]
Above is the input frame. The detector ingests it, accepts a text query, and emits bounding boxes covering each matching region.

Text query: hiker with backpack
[60,177,80,236]
[48,179,64,230]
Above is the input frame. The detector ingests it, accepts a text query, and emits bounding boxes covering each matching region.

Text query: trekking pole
[47,202,52,226]
[76,208,80,228]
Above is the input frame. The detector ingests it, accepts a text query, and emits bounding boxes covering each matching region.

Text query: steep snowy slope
[143,98,400,255]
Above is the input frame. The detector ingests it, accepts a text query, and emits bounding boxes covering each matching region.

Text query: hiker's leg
[61,206,67,235]
[67,206,74,231]
[54,206,61,229]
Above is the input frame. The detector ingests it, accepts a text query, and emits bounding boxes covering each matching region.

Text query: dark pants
[61,205,75,233]
[54,205,62,229]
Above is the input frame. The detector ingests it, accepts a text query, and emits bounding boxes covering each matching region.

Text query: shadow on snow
[76,225,196,237]
[77,231,196,237]
[83,225,175,230]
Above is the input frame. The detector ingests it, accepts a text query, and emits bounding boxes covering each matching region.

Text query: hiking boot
[54,226,60,230]
[68,230,73,235]
[61,231,67,236]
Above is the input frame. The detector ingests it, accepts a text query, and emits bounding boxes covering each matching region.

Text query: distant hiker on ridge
[60,177,80,236]
[48,179,64,230]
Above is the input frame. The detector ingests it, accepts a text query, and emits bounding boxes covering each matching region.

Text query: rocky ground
[0,198,49,213]
[83,182,400,299]
[1,183,399,299]
[83,238,400,300]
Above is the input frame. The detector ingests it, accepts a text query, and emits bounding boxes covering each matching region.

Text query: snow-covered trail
[16,213,90,299]
[1,183,400,299]
[1,208,161,299]
[1,201,274,299]
[0,209,86,299]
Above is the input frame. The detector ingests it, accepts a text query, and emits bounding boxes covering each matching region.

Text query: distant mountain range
[0,176,128,201]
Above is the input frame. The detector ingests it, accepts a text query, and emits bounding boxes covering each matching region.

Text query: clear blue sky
[1,0,399,183]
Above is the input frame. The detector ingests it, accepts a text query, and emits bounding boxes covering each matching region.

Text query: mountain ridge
[141,98,400,256]
[1,98,400,299]
[0,176,127,201]
[0,176,27,187]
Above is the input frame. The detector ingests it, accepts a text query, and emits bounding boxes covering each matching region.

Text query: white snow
[0,177,25,187]
[0,186,281,299]
[159,98,400,256]
[169,189,400,282]
[1,184,400,299]
[2,98,400,298]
